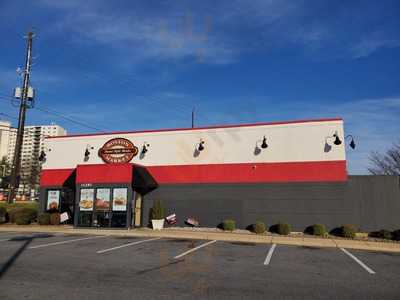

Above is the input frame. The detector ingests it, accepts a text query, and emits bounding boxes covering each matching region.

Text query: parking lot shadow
[136,259,185,276]
[0,234,54,279]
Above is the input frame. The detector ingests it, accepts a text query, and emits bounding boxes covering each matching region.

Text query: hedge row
[221,220,400,240]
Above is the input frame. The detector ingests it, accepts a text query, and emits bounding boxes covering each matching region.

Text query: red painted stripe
[47,118,343,139]
[76,163,133,184]
[146,161,347,184]
[40,168,75,187]
[40,160,347,187]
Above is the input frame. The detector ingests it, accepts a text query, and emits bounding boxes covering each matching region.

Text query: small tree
[368,142,400,175]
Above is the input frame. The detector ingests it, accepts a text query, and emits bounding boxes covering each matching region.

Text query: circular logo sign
[98,138,138,164]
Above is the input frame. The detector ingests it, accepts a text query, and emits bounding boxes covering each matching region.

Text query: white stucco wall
[42,119,346,170]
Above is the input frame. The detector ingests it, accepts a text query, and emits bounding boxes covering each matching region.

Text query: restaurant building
[39,118,400,231]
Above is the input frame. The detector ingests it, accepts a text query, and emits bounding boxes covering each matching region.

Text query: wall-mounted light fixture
[198,139,205,151]
[254,135,269,155]
[84,145,94,161]
[141,142,150,154]
[325,132,356,152]
[261,136,268,149]
[333,131,342,145]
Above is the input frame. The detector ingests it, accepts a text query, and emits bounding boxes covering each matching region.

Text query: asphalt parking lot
[0,231,399,300]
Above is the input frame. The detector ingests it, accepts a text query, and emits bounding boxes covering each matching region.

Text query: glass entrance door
[77,187,129,228]
[94,188,111,227]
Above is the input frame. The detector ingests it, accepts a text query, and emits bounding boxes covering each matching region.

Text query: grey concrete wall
[142,176,400,232]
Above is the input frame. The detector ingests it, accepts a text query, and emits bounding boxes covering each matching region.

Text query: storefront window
[95,188,111,211]
[78,188,94,227]
[46,190,60,211]
[77,187,129,228]
[79,189,94,211]
[112,188,127,211]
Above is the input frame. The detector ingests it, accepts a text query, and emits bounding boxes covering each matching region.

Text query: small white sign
[60,212,69,223]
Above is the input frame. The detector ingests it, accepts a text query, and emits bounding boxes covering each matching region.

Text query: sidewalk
[1,225,400,253]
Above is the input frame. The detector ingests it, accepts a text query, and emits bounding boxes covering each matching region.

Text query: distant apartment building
[0,120,67,195]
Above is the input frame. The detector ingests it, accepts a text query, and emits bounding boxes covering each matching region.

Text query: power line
[34,106,106,132]
[0,95,108,132]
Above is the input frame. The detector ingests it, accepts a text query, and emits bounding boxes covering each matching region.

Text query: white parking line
[96,237,162,254]
[174,240,217,259]
[29,235,107,249]
[0,238,11,242]
[264,243,276,266]
[340,248,376,274]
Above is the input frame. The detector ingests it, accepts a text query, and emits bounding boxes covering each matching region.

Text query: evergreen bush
[15,213,31,225]
[254,221,266,234]
[38,213,51,225]
[341,225,356,239]
[392,229,400,241]
[311,224,327,236]
[0,206,6,224]
[223,219,236,231]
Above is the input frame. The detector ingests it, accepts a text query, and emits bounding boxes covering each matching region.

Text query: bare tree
[368,142,400,175]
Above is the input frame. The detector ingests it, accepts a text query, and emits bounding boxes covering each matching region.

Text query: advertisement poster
[47,190,60,210]
[95,188,110,211]
[113,188,127,211]
[79,189,94,211]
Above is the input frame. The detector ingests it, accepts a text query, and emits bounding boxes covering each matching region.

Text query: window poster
[95,188,110,211]
[47,190,60,210]
[113,188,128,211]
[79,189,94,211]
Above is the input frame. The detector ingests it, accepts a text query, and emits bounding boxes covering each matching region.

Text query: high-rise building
[0,120,67,197]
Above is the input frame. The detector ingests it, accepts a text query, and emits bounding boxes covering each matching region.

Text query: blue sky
[0,0,399,174]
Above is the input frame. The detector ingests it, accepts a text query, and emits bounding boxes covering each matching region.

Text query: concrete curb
[1,225,400,253]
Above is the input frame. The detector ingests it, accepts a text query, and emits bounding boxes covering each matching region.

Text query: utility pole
[8,31,34,203]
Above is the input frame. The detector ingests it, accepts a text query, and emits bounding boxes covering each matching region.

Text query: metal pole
[191,107,195,128]
[8,31,34,203]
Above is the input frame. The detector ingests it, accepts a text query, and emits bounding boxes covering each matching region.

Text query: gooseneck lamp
[333,131,342,145]
[261,136,268,149]
[142,142,150,154]
[198,139,205,151]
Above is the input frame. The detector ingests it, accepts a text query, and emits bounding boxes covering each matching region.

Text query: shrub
[341,225,356,239]
[379,229,393,240]
[38,213,51,225]
[15,213,32,225]
[50,213,61,225]
[270,222,292,235]
[254,221,266,234]
[0,206,6,224]
[311,224,327,236]
[223,219,236,231]
[150,200,165,220]
[392,230,400,241]
[9,207,37,223]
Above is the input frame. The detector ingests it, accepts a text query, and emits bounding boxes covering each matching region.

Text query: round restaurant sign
[98,138,138,164]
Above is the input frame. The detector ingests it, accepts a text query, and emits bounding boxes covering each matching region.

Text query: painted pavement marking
[29,235,107,249]
[174,240,217,259]
[96,237,162,254]
[340,247,376,274]
[264,243,277,266]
